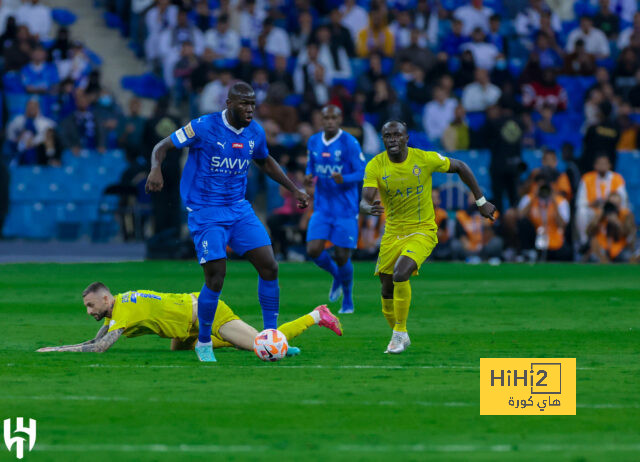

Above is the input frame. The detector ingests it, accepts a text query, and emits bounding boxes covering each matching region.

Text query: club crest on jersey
[413,165,422,176]
[249,140,255,156]
[322,152,331,158]
[232,143,244,149]
[335,150,342,161]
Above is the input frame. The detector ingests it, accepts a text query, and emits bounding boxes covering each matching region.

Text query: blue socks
[197,284,220,343]
[312,250,339,279]
[338,259,353,301]
[258,276,279,329]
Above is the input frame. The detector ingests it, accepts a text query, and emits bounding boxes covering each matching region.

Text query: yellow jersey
[363,147,450,235]
[104,291,195,340]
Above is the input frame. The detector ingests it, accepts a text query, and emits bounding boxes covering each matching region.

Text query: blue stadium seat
[121,73,167,99]
[51,8,77,26]
[616,151,640,186]
[466,112,486,131]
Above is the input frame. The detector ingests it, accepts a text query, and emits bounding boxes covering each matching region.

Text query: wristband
[475,196,487,207]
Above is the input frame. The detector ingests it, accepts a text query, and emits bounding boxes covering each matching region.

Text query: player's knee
[259,260,279,280]
[205,275,225,292]
[334,248,350,266]
[381,288,393,299]
[306,242,322,258]
[392,269,411,283]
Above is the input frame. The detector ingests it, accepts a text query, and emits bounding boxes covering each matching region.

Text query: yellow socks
[278,314,316,341]
[381,297,395,328]
[393,280,411,332]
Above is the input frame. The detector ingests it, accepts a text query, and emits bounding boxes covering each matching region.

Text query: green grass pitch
[1,261,639,461]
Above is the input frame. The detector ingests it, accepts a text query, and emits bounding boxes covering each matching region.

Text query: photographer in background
[586,192,636,263]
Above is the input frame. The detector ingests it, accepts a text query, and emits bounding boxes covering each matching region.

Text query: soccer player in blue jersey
[145,82,310,362]
[304,105,366,314]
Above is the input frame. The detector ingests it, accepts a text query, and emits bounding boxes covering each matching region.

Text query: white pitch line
[31,442,640,454]
[2,395,637,409]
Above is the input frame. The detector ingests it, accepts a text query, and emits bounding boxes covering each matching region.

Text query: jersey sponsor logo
[185,122,195,138]
[315,164,343,175]
[210,156,251,173]
[322,152,331,157]
[389,185,424,198]
[175,128,187,144]
[232,143,244,149]
[130,292,162,304]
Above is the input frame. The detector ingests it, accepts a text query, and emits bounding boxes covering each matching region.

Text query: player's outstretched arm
[37,329,124,353]
[360,187,384,215]
[448,158,496,220]
[145,136,175,193]
[254,155,310,208]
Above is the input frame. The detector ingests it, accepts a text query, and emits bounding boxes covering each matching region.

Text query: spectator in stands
[626,69,640,108]
[533,32,563,70]
[396,27,436,74]
[159,9,204,87]
[257,82,299,132]
[16,0,51,40]
[94,89,123,149]
[59,41,92,88]
[199,68,234,114]
[237,0,266,48]
[522,68,568,111]
[315,25,352,81]
[6,98,55,165]
[516,178,572,261]
[172,40,199,99]
[268,54,294,93]
[22,45,59,95]
[289,10,313,57]
[617,11,640,50]
[566,16,610,59]
[594,0,620,39]
[522,147,572,201]
[203,14,240,60]
[190,47,215,99]
[460,27,500,70]
[561,143,582,202]
[406,65,431,105]
[231,46,254,84]
[368,78,413,130]
[575,154,628,249]
[0,0,15,37]
[356,8,394,58]
[609,0,638,24]
[414,0,439,47]
[422,85,457,143]
[117,97,146,161]
[0,15,17,52]
[587,191,636,262]
[452,194,503,262]
[261,16,291,58]
[581,102,620,172]
[441,104,470,151]
[440,18,468,58]
[612,47,638,98]
[453,0,492,36]
[487,14,505,53]
[616,102,639,150]
[58,89,105,153]
[328,8,355,58]
[144,0,178,61]
[389,9,414,50]
[48,26,71,63]
[251,68,269,106]
[340,0,368,43]
[294,42,331,108]
[3,24,32,72]
[430,188,452,260]
[482,100,525,210]
[462,68,501,112]
[454,49,477,89]
[515,0,561,42]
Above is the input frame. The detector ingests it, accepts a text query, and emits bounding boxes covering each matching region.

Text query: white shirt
[200,81,232,114]
[265,26,291,57]
[515,8,562,37]
[389,22,415,50]
[16,3,52,39]
[617,26,637,49]
[461,42,500,70]
[422,98,457,141]
[238,8,266,48]
[204,28,241,59]
[608,0,637,23]
[453,5,493,36]
[7,114,56,146]
[145,5,178,39]
[132,0,154,14]
[576,171,628,210]
[340,3,369,42]
[461,82,502,112]
[566,27,610,57]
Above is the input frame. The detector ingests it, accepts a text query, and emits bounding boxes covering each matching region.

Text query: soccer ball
[253,329,288,362]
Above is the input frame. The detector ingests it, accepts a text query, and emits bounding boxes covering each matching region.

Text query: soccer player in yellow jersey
[36,282,342,356]
[360,121,496,353]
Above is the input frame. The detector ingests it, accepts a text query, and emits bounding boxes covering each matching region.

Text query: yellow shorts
[375,231,437,275]
[187,299,241,342]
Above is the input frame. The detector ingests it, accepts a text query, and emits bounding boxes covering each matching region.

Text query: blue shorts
[306,212,358,249]
[188,200,271,263]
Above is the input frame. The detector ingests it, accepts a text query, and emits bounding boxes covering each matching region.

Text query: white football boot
[384,330,411,354]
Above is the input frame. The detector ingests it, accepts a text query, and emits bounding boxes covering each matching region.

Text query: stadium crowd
[1,0,638,263]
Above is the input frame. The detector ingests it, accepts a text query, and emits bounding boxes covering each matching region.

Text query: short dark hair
[82,281,110,298]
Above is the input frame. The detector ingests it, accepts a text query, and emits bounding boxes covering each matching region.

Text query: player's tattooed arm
[360,187,384,216]
[37,329,124,353]
[254,155,310,208]
[145,136,174,193]
[448,158,497,220]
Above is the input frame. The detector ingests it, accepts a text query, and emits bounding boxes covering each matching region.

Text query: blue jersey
[171,110,269,210]
[306,130,365,218]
